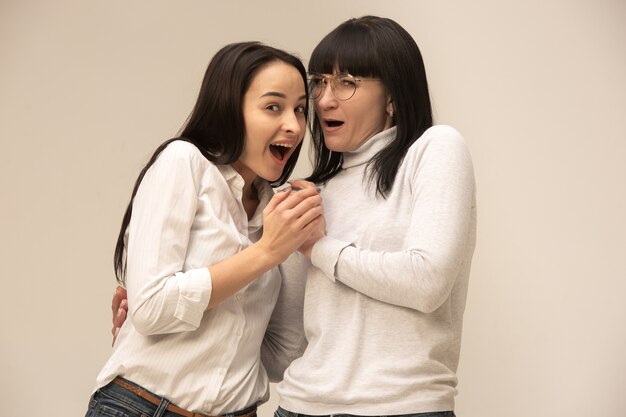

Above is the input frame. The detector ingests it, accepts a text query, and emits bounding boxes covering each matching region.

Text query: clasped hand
[259,180,325,263]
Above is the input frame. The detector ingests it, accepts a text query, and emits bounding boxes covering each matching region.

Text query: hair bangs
[309,24,382,78]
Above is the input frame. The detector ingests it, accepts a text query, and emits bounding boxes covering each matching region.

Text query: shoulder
[402,125,474,178]
[156,140,218,172]
[159,140,204,163]
[419,125,465,147]
[407,125,470,158]
[149,140,222,187]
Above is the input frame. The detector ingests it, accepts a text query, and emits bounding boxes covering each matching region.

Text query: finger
[112,327,120,347]
[265,188,292,213]
[277,187,320,211]
[294,206,325,230]
[286,194,323,219]
[112,286,126,311]
[114,306,127,329]
[289,179,318,191]
[304,215,325,233]
[299,219,325,245]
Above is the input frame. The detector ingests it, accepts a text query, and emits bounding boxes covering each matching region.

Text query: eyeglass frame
[307,72,381,101]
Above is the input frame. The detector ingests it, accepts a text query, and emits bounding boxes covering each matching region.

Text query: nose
[315,81,338,110]
[283,111,303,138]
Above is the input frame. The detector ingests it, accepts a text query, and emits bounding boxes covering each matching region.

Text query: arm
[261,252,308,382]
[126,143,323,335]
[124,143,203,335]
[311,131,476,313]
[204,187,322,310]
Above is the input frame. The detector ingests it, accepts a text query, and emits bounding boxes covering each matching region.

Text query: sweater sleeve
[126,142,213,335]
[311,130,476,313]
[261,252,308,382]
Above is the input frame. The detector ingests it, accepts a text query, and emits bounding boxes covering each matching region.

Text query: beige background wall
[1,0,625,416]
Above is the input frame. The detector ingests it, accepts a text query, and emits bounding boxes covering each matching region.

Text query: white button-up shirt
[94,141,304,414]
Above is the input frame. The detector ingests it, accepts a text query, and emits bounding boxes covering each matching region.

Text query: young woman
[86,42,323,417]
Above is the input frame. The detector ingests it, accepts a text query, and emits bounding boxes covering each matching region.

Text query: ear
[386,96,394,119]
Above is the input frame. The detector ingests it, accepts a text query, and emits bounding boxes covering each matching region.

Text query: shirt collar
[217,164,240,184]
[341,126,397,169]
[217,164,273,231]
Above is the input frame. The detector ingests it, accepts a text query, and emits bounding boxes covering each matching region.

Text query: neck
[241,181,259,220]
[231,162,260,219]
[242,180,258,201]
[231,161,258,194]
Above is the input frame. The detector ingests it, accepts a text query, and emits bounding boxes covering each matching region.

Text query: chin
[261,171,282,183]
[323,140,344,152]
[326,144,349,152]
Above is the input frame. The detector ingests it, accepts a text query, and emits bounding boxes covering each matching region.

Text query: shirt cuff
[173,267,212,328]
[310,236,353,282]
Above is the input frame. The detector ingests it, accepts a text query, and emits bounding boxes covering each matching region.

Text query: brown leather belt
[112,377,257,417]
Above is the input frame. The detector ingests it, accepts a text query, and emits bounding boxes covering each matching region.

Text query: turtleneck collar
[341,127,397,169]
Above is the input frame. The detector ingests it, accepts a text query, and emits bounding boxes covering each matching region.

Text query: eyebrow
[260,92,307,101]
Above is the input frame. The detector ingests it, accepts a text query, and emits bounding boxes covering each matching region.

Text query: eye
[266,104,280,112]
[338,77,356,88]
[308,77,323,89]
[295,105,306,114]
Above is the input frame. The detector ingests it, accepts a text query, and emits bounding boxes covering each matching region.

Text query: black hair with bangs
[309,21,381,78]
[307,16,433,197]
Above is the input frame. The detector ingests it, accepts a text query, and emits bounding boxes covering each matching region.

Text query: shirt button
[235,293,243,301]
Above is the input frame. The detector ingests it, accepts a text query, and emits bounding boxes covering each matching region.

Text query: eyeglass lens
[309,74,357,101]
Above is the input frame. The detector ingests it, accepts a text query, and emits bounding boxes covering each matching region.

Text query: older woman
[276,16,476,417]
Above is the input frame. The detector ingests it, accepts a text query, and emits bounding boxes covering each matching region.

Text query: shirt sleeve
[261,252,308,382]
[125,142,213,335]
[311,130,476,313]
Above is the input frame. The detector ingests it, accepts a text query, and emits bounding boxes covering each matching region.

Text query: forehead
[248,61,305,94]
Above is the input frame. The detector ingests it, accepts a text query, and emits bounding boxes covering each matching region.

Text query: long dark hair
[307,16,433,197]
[113,42,308,284]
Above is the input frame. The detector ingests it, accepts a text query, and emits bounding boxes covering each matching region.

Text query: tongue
[270,145,284,160]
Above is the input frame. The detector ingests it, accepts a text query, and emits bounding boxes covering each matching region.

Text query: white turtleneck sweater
[276,125,477,414]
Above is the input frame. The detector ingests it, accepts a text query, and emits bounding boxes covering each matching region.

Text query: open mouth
[325,120,344,128]
[269,143,292,161]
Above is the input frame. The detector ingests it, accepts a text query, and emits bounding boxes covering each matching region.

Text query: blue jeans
[85,379,257,417]
[275,406,455,417]
[85,380,171,417]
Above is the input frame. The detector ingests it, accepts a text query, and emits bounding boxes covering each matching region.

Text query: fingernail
[117,308,123,319]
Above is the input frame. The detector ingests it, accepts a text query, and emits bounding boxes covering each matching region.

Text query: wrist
[251,240,284,269]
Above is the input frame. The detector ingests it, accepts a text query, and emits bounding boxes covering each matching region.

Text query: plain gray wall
[1,1,625,416]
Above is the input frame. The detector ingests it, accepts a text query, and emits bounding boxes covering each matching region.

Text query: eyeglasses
[308,72,379,101]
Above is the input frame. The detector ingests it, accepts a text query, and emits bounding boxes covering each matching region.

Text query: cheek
[360,104,387,129]
[298,119,306,137]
